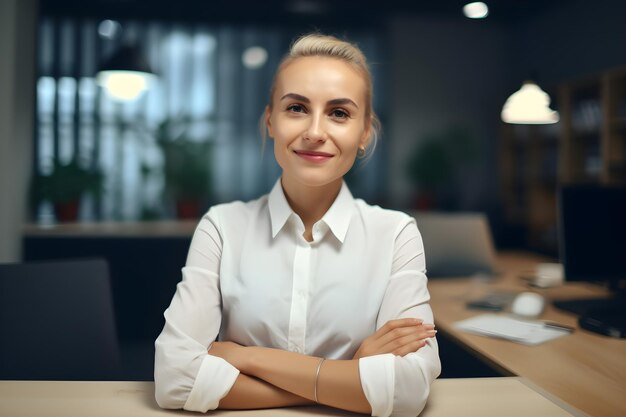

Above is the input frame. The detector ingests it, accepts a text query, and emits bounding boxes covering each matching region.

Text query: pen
[542,321,575,333]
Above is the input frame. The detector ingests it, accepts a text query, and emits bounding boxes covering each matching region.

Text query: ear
[265,106,274,139]
[360,117,372,149]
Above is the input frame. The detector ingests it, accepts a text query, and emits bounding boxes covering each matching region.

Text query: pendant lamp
[501,80,559,124]
[96,44,156,101]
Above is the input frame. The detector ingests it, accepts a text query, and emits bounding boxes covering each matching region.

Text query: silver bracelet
[314,358,325,403]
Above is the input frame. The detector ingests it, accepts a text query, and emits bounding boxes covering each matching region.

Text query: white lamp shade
[501,81,559,124]
[463,2,489,19]
[96,70,156,101]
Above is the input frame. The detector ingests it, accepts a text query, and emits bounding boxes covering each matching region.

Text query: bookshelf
[500,67,626,254]
[560,67,626,184]
[500,123,560,253]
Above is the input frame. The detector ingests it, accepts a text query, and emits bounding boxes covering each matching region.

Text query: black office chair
[0,258,122,380]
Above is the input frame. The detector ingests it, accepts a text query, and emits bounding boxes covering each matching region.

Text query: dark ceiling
[39,0,567,27]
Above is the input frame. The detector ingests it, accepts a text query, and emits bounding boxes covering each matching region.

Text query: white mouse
[511,292,545,318]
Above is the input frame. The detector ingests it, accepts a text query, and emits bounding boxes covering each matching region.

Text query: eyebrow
[280,93,359,109]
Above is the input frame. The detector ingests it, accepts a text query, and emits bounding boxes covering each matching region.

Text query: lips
[294,150,334,162]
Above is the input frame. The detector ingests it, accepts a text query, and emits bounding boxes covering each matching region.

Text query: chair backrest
[0,258,121,380]
[412,211,497,277]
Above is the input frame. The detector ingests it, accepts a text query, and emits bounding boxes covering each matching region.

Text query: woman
[155,33,441,417]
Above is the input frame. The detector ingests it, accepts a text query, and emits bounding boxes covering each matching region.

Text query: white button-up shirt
[154,180,441,417]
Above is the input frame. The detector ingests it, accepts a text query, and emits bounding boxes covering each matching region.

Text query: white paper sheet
[454,314,572,345]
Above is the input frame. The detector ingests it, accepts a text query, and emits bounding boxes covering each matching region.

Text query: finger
[373,318,425,341]
[393,339,429,356]
[379,329,433,353]
[354,327,414,358]
[380,329,437,353]
[414,328,438,339]
[384,319,435,333]
[376,323,435,348]
[382,318,424,332]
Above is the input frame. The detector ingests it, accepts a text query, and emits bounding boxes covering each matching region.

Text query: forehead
[274,56,367,102]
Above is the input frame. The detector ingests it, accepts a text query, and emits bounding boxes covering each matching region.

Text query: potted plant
[31,160,103,222]
[406,126,479,210]
[155,119,212,219]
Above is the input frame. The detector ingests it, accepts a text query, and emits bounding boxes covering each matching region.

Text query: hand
[208,340,246,369]
[353,318,436,359]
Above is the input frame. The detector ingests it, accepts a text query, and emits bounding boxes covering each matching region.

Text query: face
[266,56,371,190]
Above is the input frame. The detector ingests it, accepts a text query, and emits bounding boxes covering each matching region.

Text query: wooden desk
[0,378,582,417]
[429,251,626,417]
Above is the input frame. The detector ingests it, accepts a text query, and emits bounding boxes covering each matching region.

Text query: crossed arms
[209,318,436,413]
[154,211,441,416]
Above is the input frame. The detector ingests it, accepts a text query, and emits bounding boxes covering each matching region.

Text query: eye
[330,109,350,120]
[287,104,306,113]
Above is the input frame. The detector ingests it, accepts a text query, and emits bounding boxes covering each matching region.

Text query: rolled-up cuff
[359,353,395,417]
[183,355,240,412]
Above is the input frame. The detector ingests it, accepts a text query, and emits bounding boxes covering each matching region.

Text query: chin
[298,177,340,188]
[278,157,354,188]
[289,171,344,189]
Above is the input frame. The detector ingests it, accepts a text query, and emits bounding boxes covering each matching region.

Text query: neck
[280,176,342,240]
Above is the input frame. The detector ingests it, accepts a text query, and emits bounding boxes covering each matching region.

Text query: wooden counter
[0,378,583,417]
[429,251,626,417]
[23,221,198,238]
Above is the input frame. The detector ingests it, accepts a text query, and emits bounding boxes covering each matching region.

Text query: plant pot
[175,200,202,220]
[54,200,80,222]
[415,192,437,211]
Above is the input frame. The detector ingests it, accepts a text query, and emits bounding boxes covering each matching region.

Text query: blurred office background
[3,0,626,256]
[1,0,625,379]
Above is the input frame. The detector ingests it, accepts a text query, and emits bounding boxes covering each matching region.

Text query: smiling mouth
[294,150,334,162]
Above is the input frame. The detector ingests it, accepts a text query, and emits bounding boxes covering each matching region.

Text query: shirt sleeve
[358,217,441,417]
[154,208,240,412]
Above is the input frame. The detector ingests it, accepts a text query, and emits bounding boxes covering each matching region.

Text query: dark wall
[512,0,626,87]
[384,0,626,220]
[387,15,511,210]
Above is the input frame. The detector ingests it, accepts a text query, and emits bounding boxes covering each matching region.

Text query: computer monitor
[555,185,626,315]
[412,212,496,277]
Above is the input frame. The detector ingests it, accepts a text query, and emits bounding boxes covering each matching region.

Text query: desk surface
[429,251,626,417]
[0,378,582,417]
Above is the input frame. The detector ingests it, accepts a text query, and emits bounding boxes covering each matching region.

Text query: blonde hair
[263,33,381,158]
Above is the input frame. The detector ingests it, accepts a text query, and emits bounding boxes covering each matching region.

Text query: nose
[303,112,326,142]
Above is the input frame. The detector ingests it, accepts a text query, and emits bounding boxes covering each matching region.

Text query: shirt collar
[268,178,355,243]
[268,179,293,238]
[319,181,355,243]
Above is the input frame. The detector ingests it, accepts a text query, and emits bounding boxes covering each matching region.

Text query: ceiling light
[97,71,154,101]
[98,20,122,40]
[96,45,156,101]
[242,47,268,69]
[463,2,489,19]
[501,81,559,124]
